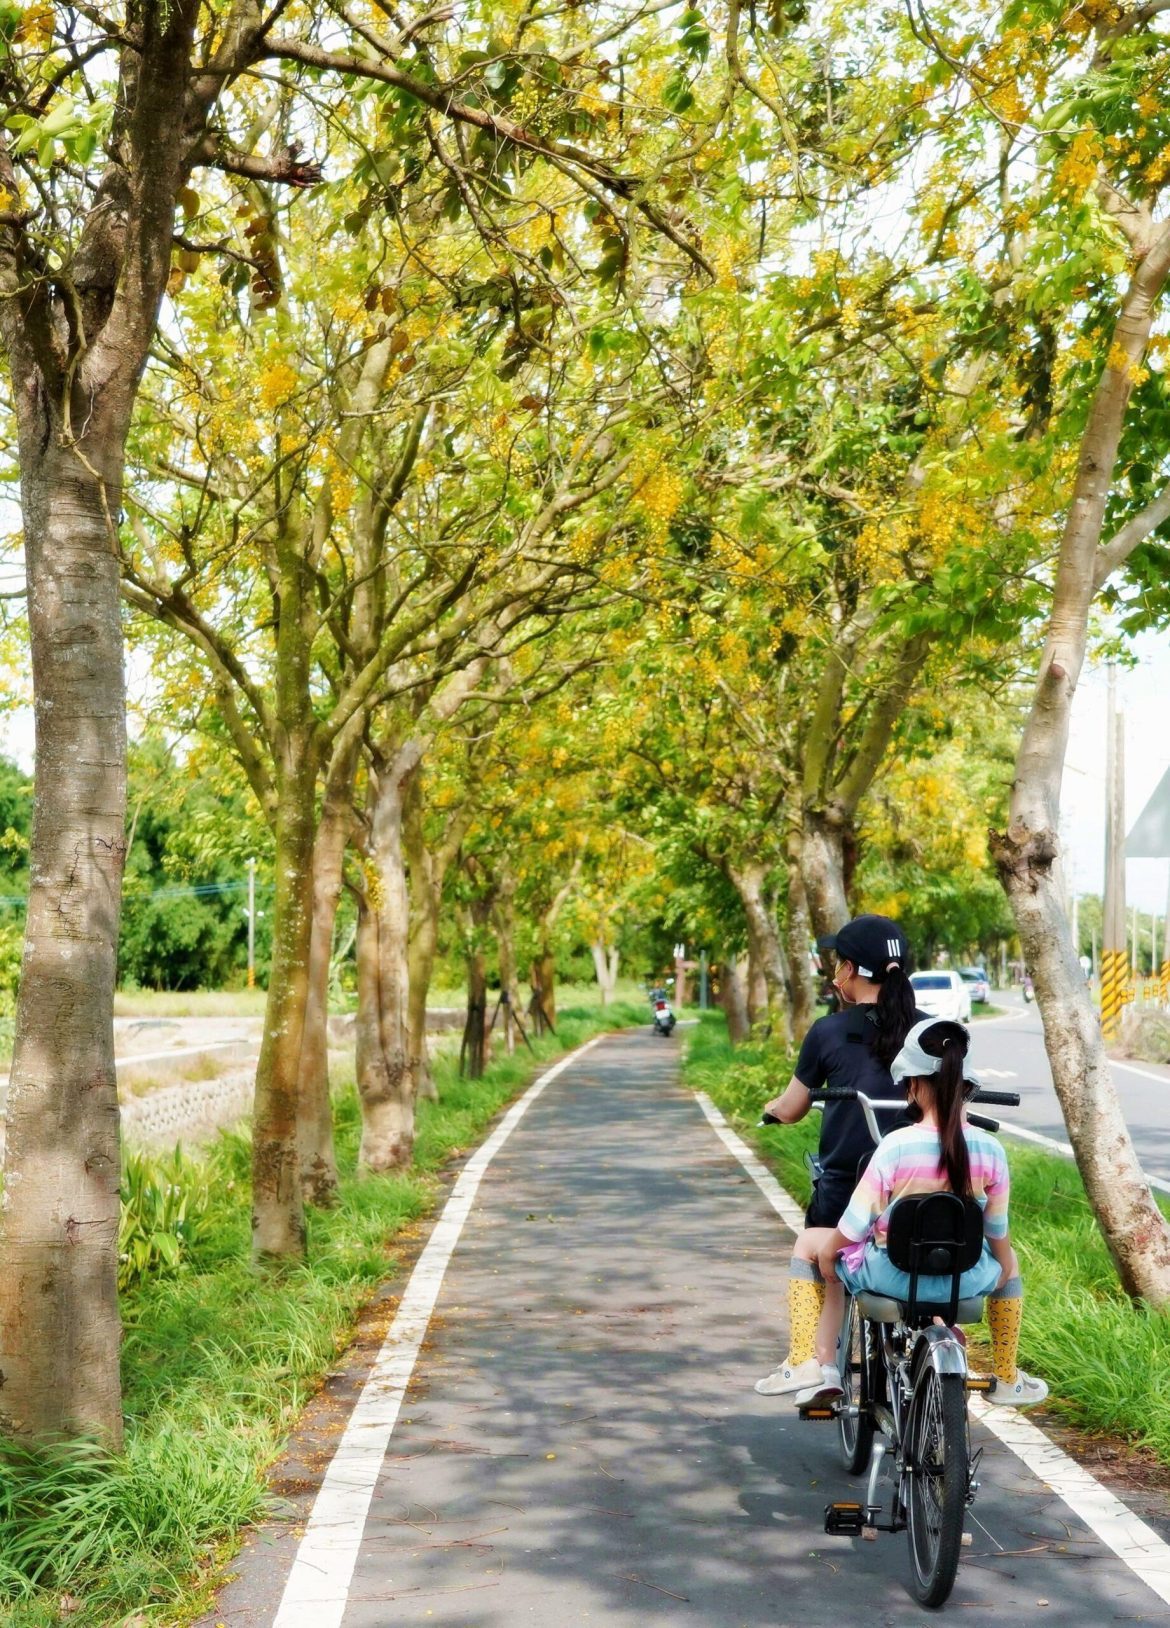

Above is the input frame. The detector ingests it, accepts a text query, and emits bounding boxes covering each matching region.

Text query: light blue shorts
[836,1241,1001,1304]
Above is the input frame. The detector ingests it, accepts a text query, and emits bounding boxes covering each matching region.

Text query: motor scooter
[648,987,676,1036]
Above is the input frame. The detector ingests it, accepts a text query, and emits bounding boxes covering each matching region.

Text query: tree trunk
[729,861,791,1044]
[461,935,488,1078]
[531,950,557,1033]
[746,943,768,1030]
[591,940,620,1006]
[800,811,850,943]
[357,762,415,1171]
[720,956,751,1046]
[295,748,358,1207]
[354,896,414,1172]
[785,845,817,1041]
[0,0,202,1444]
[492,872,523,1051]
[403,771,476,1103]
[407,906,439,1101]
[251,750,317,1258]
[992,221,1170,1305]
[0,451,127,1445]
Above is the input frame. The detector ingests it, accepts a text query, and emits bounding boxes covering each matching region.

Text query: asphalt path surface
[209,1031,1170,1627]
[970,992,1170,1183]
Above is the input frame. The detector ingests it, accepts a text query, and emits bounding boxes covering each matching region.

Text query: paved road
[209,1032,1170,1626]
[971,993,1170,1183]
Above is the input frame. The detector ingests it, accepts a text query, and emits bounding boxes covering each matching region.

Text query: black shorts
[805,1173,856,1230]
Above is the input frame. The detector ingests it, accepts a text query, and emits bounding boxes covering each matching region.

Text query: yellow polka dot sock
[788,1261,826,1366]
[987,1281,1023,1385]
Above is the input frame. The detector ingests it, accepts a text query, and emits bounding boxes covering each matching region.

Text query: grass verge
[683,1011,1170,1466]
[0,1001,643,1628]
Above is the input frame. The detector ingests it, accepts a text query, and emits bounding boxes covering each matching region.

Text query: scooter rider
[755,913,926,1395]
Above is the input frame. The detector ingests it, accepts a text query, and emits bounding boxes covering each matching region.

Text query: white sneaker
[794,1364,845,1408]
[755,1356,822,1395]
[988,1370,1048,1407]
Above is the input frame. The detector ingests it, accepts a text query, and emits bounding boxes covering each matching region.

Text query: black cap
[818,914,909,982]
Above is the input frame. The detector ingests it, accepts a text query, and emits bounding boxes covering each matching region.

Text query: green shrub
[118,1147,217,1293]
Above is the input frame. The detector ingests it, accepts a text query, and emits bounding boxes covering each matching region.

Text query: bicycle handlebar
[806,1086,1020,1108]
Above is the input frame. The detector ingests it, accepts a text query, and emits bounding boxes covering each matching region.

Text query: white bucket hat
[890,1017,976,1086]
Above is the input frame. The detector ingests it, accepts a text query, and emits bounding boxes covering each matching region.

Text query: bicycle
[763,1083,1020,1608]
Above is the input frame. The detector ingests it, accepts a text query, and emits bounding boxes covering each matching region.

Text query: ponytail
[917,1021,972,1199]
[873,962,917,1066]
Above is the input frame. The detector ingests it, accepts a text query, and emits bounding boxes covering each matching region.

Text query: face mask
[904,1081,924,1122]
[833,963,856,1005]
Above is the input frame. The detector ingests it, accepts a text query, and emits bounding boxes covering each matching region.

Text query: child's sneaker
[754,1356,822,1395]
[794,1364,845,1408]
[988,1370,1048,1407]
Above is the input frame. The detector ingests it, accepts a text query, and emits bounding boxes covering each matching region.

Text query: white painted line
[968,1397,1170,1606]
[997,1121,1170,1198]
[693,1092,806,1233]
[114,1041,251,1067]
[694,1090,1170,1610]
[1112,1058,1170,1087]
[272,1034,607,1628]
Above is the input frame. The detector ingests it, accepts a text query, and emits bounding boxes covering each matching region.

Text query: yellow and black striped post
[1100,948,1128,1042]
[1101,669,1128,1044]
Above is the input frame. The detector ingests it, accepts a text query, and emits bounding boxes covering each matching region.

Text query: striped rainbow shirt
[837,1123,1010,1272]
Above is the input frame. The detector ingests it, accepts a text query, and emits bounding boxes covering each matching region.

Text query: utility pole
[674,942,688,1009]
[1101,667,1127,1042]
[247,856,256,990]
[699,949,709,1011]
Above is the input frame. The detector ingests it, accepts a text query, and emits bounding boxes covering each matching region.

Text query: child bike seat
[879,1192,985,1326]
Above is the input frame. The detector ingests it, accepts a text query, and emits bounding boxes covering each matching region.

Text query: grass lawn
[683,1011,1170,1467]
[0,1001,644,1627]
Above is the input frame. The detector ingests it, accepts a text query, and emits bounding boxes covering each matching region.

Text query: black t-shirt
[794,1004,930,1183]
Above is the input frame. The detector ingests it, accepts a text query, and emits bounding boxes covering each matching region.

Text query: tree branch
[1094,478,1170,588]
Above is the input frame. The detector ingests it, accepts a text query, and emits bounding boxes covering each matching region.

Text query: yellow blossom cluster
[258,361,299,412]
[363,858,385,912]
[634,462,685,545]
[853,512,912,582]
[1145,145,1170,187]
[327,457,356,514]
[1107,339,1147,387]
[16,3,53,45]
[1055,130,1102,196]
[576,83,607,118]
[512,209,557,254]
[987,79,1028,126]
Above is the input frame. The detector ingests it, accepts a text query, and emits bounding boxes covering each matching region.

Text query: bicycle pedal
[965,1376,993,1392]
[824,1501,866,1537]
[799,1404,837,1421]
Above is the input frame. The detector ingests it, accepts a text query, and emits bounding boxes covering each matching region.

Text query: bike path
[210,1031,1170,1626]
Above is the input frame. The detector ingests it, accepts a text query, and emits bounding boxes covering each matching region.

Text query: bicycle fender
[911,1324,968,1379]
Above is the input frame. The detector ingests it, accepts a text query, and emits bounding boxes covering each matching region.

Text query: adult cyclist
[755,913,925,1396]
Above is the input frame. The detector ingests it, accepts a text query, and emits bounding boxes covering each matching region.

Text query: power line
[0,877,274,909]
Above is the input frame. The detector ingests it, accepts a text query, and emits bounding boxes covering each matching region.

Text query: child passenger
[767,1017,1047,1410]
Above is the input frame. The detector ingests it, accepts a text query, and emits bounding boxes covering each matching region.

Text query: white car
[910,970,972,1023]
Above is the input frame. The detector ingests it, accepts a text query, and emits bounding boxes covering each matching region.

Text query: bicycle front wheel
[905,1367,968,1607]
[838,1296,875,1475]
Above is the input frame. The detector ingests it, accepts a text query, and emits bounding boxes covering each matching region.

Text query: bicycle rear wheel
[838,1296,876,1475]
[905,1366,968,1607]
